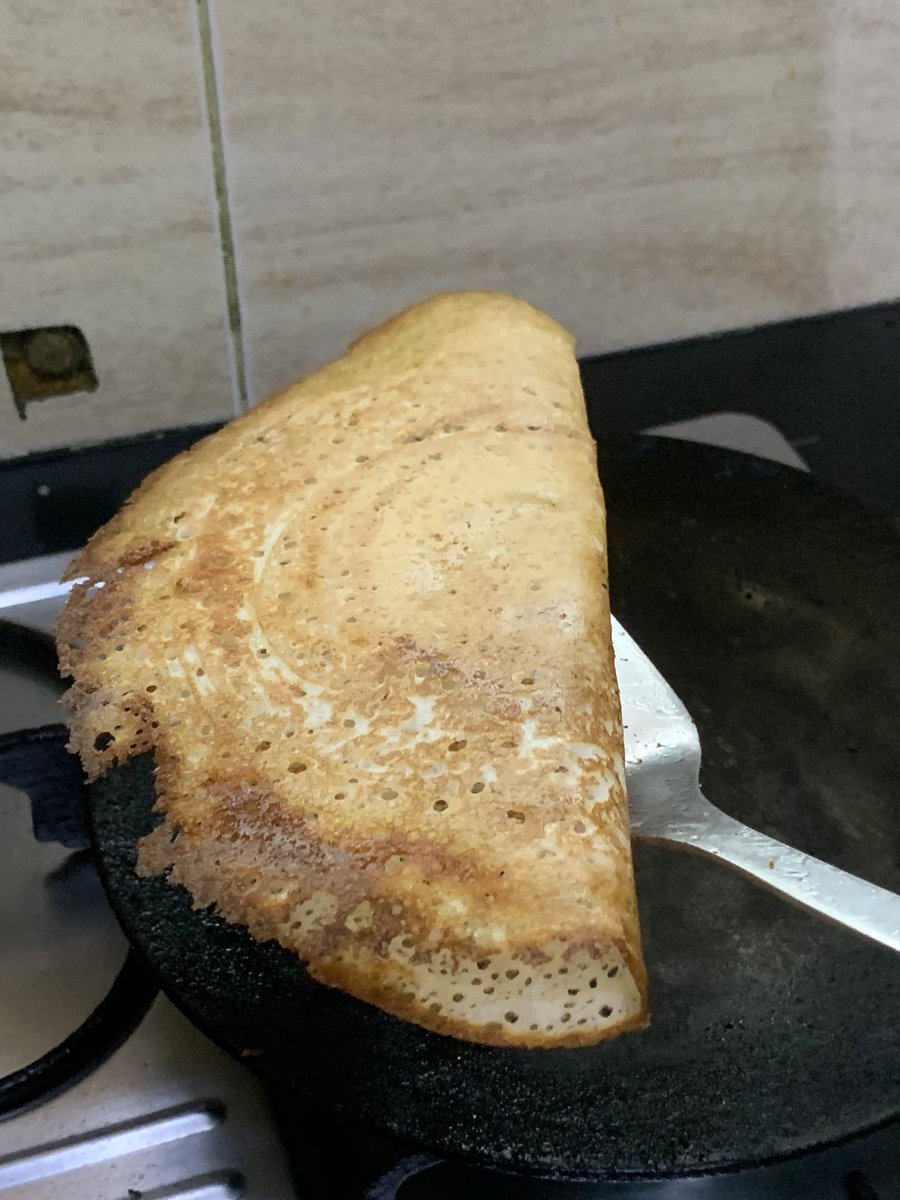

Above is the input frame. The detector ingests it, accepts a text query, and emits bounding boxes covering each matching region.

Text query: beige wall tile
[0,0,237,457]
[213,0,900,403]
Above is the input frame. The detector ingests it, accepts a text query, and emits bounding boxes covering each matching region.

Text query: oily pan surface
[58,292,647,1047]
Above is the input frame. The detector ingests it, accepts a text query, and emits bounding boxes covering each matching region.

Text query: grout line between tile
[195,0,249,414]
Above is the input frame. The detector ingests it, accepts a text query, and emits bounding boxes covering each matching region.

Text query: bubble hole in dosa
[57,292,648,1047]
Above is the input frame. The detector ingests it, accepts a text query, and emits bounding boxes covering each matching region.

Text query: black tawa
[88,438,900,1181]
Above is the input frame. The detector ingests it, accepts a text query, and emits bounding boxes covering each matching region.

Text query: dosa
[58,292,648,1046]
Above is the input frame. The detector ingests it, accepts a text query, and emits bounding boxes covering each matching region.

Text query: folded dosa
[58,292,648,1046]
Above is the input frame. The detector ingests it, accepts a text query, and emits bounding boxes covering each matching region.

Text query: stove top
[1,304,898,1199]
[1,484,896,1200]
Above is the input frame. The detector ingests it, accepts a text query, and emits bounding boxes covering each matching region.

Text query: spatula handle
[669,797,900,954]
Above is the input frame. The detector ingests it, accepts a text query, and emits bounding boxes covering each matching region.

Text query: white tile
[212,0,900,402]
[0,0,237,455]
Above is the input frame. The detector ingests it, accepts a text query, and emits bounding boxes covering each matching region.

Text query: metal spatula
[612,617,900,954]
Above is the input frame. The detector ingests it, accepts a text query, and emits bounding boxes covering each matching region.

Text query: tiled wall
[0,1,238,456]
[3,0,899,455]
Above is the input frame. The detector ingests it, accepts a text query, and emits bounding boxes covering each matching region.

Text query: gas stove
[0,305,897,1199]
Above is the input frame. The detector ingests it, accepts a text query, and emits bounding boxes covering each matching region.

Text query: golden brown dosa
[57,292,648,1046]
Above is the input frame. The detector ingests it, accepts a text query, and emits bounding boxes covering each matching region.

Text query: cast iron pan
[86,438,900,1181]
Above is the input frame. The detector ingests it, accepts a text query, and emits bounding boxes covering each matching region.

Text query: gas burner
[0,607,292,1199]
[268,1096,900,1199]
